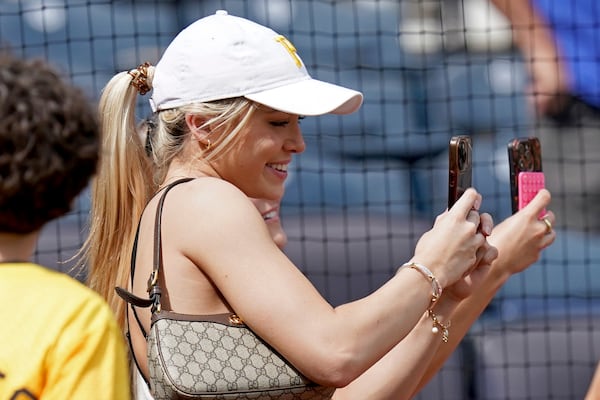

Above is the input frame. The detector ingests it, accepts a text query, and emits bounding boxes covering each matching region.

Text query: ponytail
[81,64,257,331]
[81,66,154,330]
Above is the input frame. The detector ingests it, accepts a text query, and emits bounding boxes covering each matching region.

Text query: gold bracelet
[400,262,443,308]
[427,309,451,343]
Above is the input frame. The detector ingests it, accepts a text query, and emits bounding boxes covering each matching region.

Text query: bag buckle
[147,270,158,291]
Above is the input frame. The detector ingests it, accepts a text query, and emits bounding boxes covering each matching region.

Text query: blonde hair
[81,64,256,330]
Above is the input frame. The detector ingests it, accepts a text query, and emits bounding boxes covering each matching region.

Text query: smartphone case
[508,137,543,214]
[518,171,546,216]
[448,136,472,209]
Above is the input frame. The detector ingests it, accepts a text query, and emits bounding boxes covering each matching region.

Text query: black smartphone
[507,137,544,214]
[448,135,473,209]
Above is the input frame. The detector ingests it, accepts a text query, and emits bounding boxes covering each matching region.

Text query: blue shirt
[534,0,600,108]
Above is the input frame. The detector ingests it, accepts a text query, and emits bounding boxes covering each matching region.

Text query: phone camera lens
[518,143,534,170]
[458,141,467,170]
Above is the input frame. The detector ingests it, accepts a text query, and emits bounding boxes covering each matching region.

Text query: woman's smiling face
[213,105,305,201]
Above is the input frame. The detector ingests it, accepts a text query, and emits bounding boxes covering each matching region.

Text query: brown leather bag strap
[112,177,193,387]
[148,177,194,313]
[115,177,194,313]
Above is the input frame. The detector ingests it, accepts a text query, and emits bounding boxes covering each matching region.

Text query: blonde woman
[83,10,553,400]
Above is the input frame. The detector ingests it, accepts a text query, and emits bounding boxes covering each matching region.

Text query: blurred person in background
[0,52,130,399]
[252,197,288,249]
[491,0,600,232]
[493,1,600,395]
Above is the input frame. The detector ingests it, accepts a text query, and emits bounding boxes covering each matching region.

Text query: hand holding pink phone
[518,171,546,218]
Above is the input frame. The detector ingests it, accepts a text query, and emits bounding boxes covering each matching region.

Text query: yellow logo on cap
[275,35,302,68]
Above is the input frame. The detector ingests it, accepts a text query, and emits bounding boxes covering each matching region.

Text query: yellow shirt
[0,263,130,399]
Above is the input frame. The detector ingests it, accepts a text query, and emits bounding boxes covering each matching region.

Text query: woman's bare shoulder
[161,177,257,221]
[181,176,244,195]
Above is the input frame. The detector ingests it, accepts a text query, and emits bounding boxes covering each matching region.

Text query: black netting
[4,1,598,398]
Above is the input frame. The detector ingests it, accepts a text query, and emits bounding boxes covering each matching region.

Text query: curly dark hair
[0,54,99,234]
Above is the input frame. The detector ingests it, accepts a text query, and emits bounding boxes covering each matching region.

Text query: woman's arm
[178,180,488,386]
[410,189,555,396]
[331,212,497,399]
[329,189,553,399]
[331,295,458,400]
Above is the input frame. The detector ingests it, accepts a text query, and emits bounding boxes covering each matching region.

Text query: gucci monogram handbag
[117,179,335,399]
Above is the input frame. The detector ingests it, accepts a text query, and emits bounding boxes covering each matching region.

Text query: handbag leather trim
[151,310,245,326]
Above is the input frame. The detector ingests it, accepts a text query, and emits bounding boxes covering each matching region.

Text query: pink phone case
[518,171,546,216]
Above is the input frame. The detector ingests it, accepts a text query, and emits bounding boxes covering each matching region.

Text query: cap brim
[245,78,363,116]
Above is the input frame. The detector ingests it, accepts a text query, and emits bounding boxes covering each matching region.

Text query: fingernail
[478,222,491,236]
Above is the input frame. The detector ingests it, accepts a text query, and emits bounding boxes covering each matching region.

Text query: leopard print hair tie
[128,62,152,95]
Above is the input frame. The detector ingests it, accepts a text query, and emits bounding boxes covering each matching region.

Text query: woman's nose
[284,125,306,154]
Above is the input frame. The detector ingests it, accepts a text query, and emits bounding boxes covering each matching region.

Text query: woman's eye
[270,116,304,127]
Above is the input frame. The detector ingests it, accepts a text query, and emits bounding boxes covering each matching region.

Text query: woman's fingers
[450,188,482,217]
[473,240,498,269]
[479,212,494,237]
[540,212,554,235]
[466,209,481,229]
[523,188,551,218]
[540,210,557,247]
[522,189,557,241]
[414,189,500,288]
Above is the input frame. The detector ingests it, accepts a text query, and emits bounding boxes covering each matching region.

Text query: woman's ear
[185,114,211,146]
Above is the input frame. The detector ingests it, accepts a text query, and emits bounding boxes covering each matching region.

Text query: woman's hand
[411,189,491,289]
[444,212,499,302]
[443,189,554,301]
[487,189,556,276]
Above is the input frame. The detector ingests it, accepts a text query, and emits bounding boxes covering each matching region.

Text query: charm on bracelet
[427,309,451,343]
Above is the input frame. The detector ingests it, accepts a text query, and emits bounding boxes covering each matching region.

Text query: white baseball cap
[150,10,363,116]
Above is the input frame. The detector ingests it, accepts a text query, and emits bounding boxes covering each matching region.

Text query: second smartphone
[448,135,473,209]
[507,137,544,214]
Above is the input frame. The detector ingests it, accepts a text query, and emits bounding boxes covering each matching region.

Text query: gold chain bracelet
[427,309,451,343]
